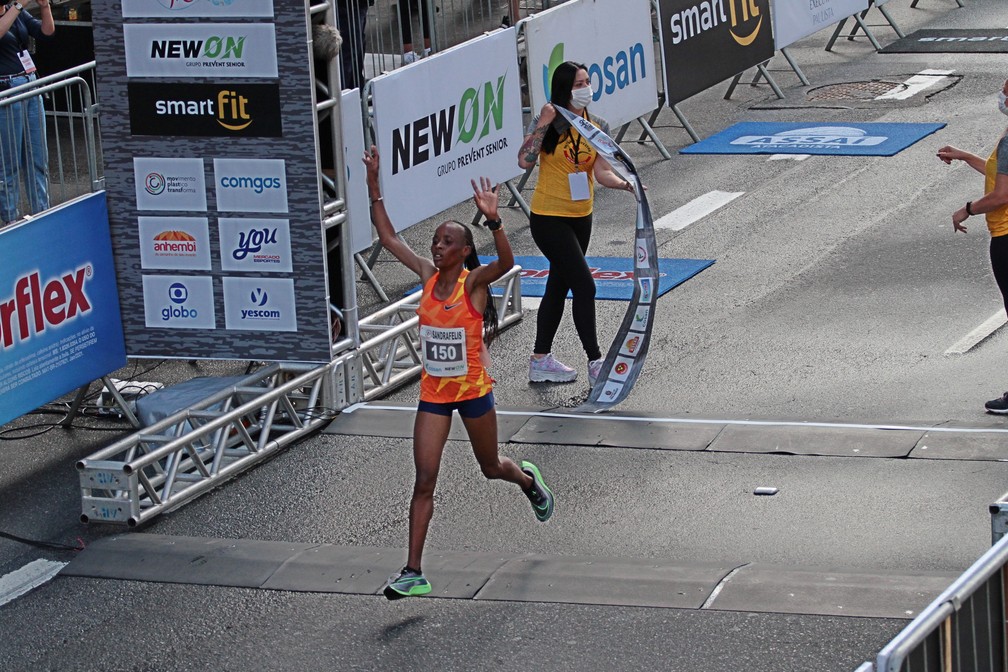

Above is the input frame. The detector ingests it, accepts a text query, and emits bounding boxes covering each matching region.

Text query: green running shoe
[383,567,432,600]
[521,460,554,522]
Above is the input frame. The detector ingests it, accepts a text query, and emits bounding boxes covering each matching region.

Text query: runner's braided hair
[458,222,501,346]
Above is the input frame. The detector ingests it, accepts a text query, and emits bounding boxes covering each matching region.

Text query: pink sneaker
[588,358,603,386]
[529,354,577,383]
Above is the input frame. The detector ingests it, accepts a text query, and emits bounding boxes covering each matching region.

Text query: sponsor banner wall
[93,1,332,361]
[524,0,659,129]
[0,193,127,425]
[771,0,868,49]
[370,29,524,232]
[657,0,775,106]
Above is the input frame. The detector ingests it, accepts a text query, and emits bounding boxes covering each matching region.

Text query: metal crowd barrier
[351,0,568,82]
[857,506,1008,672]
[0,60,101,223]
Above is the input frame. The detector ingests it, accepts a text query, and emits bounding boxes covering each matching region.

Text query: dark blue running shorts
[417,391,494,418]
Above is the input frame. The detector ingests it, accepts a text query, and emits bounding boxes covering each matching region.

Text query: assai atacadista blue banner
[0,193,127,425]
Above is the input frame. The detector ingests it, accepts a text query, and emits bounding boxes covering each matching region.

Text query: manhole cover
[807,80,904,101]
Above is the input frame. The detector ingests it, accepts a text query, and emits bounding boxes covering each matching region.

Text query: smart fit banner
[369,29,524,232]
[771,0,868,49]
[524,0,659,129]
[0,193,127,425]
[657,0,775,106]
[92,0,334,362]
[554,106,657,413]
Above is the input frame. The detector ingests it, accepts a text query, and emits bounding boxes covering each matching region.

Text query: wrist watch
[12,2,24,11]
[485,218,502,231]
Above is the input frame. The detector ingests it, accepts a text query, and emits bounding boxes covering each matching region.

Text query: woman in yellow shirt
[938,77,1008,414]
[518,61,635,385]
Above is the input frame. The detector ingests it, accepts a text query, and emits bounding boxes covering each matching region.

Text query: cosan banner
[657,0,775,106]
[771,0,868,49]
[0,193,127,425]
[524,0,658,129]
[370,28,524,232]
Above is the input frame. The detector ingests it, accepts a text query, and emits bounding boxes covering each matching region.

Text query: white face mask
[570,85,594,109]
[1000,91,1008,116]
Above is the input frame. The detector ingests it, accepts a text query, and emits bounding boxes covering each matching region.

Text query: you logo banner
[371,28,524,233]
[524,0,657,129]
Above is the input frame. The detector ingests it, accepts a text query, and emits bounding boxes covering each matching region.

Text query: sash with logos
[554,105,658,412]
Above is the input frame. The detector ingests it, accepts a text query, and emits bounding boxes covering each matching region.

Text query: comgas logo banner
[123,23,278,79]
[771,0,868,49]
[657,0,775,106]
[121,0,275,18]
[0,193,127,425]
[524,0,658,129]
[370,28,524,232]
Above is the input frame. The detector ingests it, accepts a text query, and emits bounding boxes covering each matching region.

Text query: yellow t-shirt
[528,111,611,218]
[985,136,1008,237]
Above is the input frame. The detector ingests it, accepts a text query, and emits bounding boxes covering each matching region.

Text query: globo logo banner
[524,0,658,129]
[657,0,775,106]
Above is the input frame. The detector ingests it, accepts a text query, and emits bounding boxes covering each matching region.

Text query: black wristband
[966,201,974,217]
[485,218,502,231]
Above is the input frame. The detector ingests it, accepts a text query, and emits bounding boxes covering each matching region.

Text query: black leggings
[991,235,1008,313]
[530,212,601,361]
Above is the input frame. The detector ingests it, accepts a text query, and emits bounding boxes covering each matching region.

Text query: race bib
[419,325,468,377]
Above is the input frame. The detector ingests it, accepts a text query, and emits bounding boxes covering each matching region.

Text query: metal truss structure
[78,362,346,526]
[77,267,522,525]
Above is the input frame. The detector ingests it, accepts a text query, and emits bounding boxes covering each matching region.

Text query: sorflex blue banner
[0,193,127,425]
[680,122,947,156]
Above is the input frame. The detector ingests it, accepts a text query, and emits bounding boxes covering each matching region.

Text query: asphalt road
[3,1,1008,671]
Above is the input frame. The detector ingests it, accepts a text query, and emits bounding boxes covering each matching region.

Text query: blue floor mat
[680,122,946,156]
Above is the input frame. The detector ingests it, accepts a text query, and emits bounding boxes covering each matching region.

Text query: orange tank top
[416,270,493,403]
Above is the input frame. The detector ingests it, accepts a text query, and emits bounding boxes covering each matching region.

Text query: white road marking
[654,190,745,231]
[767,154,810,161]
[945,309,1007,355]
[352,404,1008,434]
[876,69,955,101]
[0,559,67,607]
